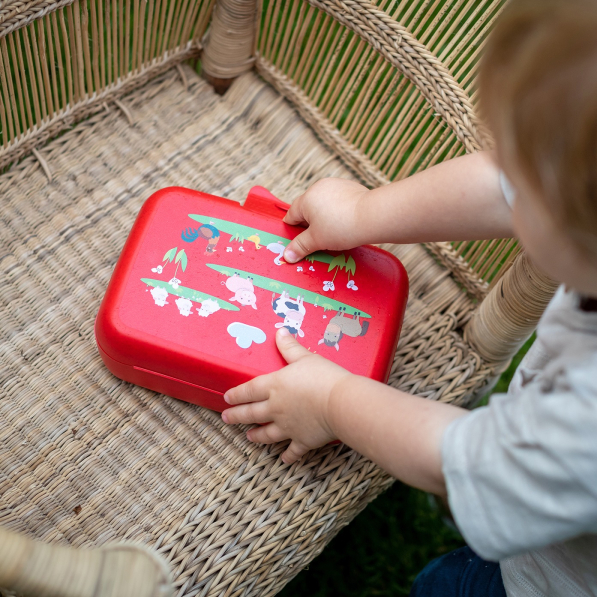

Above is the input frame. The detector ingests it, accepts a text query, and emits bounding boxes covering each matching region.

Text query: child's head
[480,0,597,294]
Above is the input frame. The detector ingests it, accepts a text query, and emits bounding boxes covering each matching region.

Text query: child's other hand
[282,178,369,263]
[221,328,352,463]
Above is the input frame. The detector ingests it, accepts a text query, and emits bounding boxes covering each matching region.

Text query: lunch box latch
[243,186,289,218]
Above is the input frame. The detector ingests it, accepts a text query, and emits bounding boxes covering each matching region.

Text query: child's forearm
[327,374,468,495]
[356,152,513,246]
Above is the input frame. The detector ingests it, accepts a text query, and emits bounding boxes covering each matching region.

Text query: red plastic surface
[95,186,409,411]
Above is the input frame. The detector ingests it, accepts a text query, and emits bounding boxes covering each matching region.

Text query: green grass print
[141,278,240,311]
[188,214,287,247]
[188,213,351,267]
[205,265,371,317]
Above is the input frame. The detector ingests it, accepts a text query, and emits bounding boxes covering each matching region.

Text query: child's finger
[275,328,312,363]
[281,440,309,464]
[224,374,272,405]
[283,229,317,263]
[283,194,307,226]
[221,399,271,425]
[246,423,288,444]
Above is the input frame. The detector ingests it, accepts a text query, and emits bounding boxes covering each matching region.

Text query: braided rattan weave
[0,68,474,596]
[0,0,559,594]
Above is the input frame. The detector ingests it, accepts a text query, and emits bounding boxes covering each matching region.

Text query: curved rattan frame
[0,0,558,595]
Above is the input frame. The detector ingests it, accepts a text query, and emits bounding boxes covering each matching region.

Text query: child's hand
[221,328,352,463]
[283,178,369,263]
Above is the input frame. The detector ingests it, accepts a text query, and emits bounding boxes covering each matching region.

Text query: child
[221,0,597,594]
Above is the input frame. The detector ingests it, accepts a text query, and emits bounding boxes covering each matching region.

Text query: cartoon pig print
[225,273,257,309]
[150,286,169,306]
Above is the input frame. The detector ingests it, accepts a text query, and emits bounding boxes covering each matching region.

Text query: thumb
[284,229,317,263]
[276,328,311,363]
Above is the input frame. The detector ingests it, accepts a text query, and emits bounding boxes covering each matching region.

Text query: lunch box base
[97,341,227,411]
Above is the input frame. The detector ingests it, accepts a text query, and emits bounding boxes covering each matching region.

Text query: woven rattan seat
[0,0,559,594]
[0,67,476,595]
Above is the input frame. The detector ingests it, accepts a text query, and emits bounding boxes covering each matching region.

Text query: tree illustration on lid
[153,247,188,289]
[163,247,177,263]
[345,256,356,281]
[328,254,346,283]
[323,254,357,292]
[174,248,188,272]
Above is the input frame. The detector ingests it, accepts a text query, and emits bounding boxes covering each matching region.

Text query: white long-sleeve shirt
[441,174,597,596]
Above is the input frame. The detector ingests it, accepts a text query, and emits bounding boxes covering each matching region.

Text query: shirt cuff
[441,410,504,562]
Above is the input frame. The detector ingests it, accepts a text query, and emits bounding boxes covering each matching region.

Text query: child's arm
[283,151,513,263]
[222,152,512,495]
[222,329,467,496]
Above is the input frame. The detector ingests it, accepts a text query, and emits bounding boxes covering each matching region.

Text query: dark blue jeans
[410,546,506,597]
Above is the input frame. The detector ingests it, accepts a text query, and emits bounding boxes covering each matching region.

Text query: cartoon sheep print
[225,273,257,309]
[318,307,369,350]
[197,299,221,317]
[272,291,307,337]
[151,286,169,306]
[175,297,193,316]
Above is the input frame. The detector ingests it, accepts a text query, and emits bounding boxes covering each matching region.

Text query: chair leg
[202,73,238,95]
[201,0,258,93]
[0,526,173,597]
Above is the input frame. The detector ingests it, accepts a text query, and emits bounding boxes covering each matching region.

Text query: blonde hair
[480,0,597,258]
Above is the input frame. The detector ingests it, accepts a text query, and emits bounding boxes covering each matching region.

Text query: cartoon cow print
[272,291,307,337]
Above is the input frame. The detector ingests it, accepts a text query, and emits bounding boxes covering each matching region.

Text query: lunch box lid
[95,186,409,397]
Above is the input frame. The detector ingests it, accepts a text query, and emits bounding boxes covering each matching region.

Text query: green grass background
[279,335,535,596]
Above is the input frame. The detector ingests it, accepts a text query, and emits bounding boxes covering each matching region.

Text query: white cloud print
[227,322,267,349]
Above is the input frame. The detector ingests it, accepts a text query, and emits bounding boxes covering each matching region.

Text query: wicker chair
[0,0,557,595]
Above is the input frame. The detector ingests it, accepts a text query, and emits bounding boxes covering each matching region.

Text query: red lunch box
[95,186,409,412]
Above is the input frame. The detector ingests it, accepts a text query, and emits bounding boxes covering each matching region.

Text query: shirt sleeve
[441,354,597,562]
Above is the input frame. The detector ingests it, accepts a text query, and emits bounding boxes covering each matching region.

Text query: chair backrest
[0,0,558,367]
[207,0,510,290]
[0,0,214,168]
[200,0,558,364]
[283,0,520,286]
